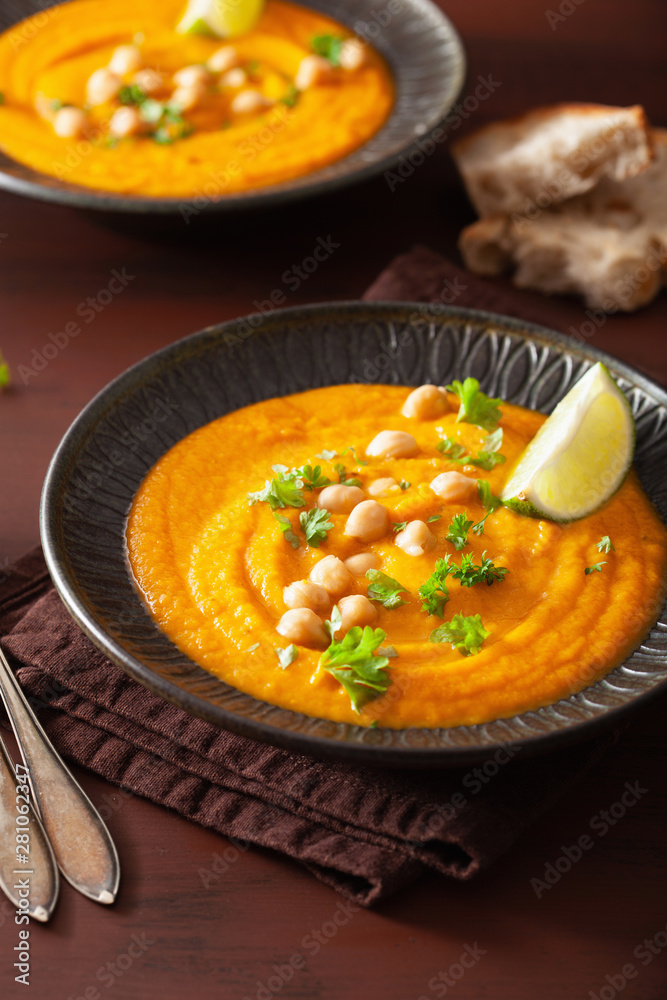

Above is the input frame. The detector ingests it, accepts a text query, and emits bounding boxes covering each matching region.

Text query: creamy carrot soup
[126,383,667,729]
[0,0,394,197]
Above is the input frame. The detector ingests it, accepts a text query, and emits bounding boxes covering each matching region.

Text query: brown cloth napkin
[0,248,619,907]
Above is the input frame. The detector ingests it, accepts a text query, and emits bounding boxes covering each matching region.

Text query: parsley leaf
[119,83,147,105]
[452,551,508,588]
[399,480,411,491]
[446,377,503,432]
[319,625,392,711]
[248,469,305,509]
[446,513,474,551]
[312,34,344,66]
[324,603,343,640]
[0,350,9,388]
[430,613,490,655]
[316,449,337,460]
[436,436,467,460]
[393,521,407,533]
[299,507,333,547]
[472,480,503,535]
[597,536,615,554]
[280,84,299,107]
[275,644,298,669]
[334,463,362,488]
[273,512,300,549]
[418,557,454,617]
[366,569,410,609]
[585,562,607,575]
[468,428,507,470]
[291,464,331,490]
[378,645,398,658]
[427,515,441,524]
[341,445,367,466]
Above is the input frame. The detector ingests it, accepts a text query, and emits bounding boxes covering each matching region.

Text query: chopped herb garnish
[377,645,398,658]
[324,603,343,640]
[246,59,260,74]
[597,535,615,554]
[436,436,467,460]
[280,84,299,107]
[273,511,300,549]
[312,33,344,66]
[248,469,305,509]
[585,562,607,575]
[0,94,4,106]
[392,521,407,533]
[399,480,411,491]
[275,644,298,669]
[316,448,337,461]
[472,479,503,535]
[446,377,503,432]
[334,463,362,487]
[341,445,367,466]
[319,624,392,711]
[138,98,164,124]
[366,569,410,609]
[118,83,148,106]
[418,557,454,617]
[430,613,490,656]
[427,515,441,523]
[452,551,508,588]
[289,464,331,490]
[0,350,9,388]
[299,507,333,547]
[446,513,474,551]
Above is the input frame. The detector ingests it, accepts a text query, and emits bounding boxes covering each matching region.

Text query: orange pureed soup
[0,0,394,197]
[126,383,667,729]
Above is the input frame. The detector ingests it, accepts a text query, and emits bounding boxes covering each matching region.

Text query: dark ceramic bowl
[40,302,667,766]
[0,0,464,213]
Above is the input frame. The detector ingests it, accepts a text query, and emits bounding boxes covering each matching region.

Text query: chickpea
[339,38,367,70]
[344,552,380,575]
[53,106,87,138]
[309,555,354,598]
[132,68,164,94]
[108,44,143,76]
[367,477,399,498]
[401,384,449,420]
[171,81,207,111]
[395,520,435,557]
[317,484,364,513]
[276,608,328,649]
[220,68,247,88]
[294,55,336,90]
[173,64,211,88]
[207,45,239,74]
[283,579,330,615]
[344,500,391,543]
[365,430,418,460]
[86,68,122,106]
[430,471,478,501]
[108,106,143,138]
[230,89,273,114]
[338,595,378,632]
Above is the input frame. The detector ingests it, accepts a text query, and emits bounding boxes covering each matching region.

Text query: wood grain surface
[1,1,666,997]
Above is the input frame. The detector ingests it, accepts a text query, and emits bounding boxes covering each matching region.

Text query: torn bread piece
[458,128,667,312]
[452,103,654,218]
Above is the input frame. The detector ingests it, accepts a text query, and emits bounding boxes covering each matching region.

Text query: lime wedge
[176,0,265,37]
[501,362,635,521]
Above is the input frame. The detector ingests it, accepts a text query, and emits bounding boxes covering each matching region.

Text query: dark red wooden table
[1,1,667,997]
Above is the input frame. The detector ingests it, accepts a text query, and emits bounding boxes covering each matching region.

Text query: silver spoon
[0,733,59,922]
[0,646,120,905]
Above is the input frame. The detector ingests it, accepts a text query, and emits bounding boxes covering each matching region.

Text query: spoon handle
[0,647,120,904]
[0,733,59,922]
